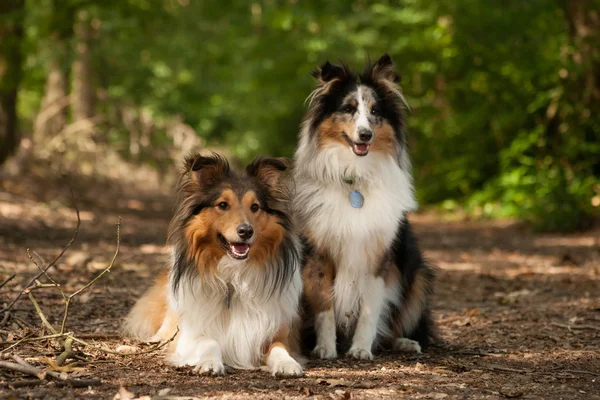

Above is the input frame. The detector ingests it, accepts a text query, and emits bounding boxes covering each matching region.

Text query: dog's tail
[123,270,170,341]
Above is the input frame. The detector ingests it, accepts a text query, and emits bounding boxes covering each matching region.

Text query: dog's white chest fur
[294,147,417,325]
[169,257,302,369]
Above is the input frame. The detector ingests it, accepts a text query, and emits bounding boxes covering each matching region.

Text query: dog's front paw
[347,347,373,360]
[312,344,338,359]
[393,338,422,354]
[270,357,303,377]
[194,359,225,375]
[267,347,304,377]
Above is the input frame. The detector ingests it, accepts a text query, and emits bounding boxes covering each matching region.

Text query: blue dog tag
[349,190,364,208]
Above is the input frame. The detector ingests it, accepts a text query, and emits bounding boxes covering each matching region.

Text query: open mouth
[218,234,250,260]
[344,135,370,156]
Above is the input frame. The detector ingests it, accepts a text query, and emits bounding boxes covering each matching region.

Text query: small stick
[1,379,46,389]
[0,274,15,289]
[56,337,74,366]
[0,311,11,327]
[481,364,530,374]
[27,249,66,301]
[1,332,68,348]
[551,322,600,331]
[55,378,101,388]
[563,369,600,377]
[68,326,179,356]
[0,188,80,314]
[11,354,67,380]
[61,217,121,334]
[27,292,58,335]
[0,360,46,379]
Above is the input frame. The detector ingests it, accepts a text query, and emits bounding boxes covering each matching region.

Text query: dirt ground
[1,171,599,400]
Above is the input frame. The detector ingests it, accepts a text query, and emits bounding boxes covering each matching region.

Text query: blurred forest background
[0,0,599,231]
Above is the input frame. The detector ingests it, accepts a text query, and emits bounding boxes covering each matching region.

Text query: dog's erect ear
[184,153,230,187]
[246,156,290,188]
[311,61,352,85]
[366,53,401,84]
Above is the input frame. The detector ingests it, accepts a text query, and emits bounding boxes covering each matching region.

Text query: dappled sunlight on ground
[0,177,598,399]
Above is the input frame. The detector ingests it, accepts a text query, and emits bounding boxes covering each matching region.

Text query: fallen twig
[0,355,101,388]
[61,217,121,333]
[27,292,58,335]
[563,369,600,377]
[55,378,101,388]
[480,364,531,374]
[0,274,16,289]
[551,322,600,331]
[11,354,66,380]
[0,188,80,315]
[0,360,46,379]
[0,311,11,327]
[1,379,46,389]
[68,326,178,357]
[56,337,74,366]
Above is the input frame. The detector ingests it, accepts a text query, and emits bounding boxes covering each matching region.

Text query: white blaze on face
[353,86,371,142]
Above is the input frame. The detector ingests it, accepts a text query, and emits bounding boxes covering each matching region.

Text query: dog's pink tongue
[355,143,369,153]
[231,243,249,253]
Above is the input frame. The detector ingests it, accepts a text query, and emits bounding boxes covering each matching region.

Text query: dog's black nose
[358,129,373,143]
[236,224,254,240]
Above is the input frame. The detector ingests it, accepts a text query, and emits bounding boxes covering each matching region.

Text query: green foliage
[10,0,600,231]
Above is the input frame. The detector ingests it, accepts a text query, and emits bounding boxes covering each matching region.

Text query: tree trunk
[32,0,74,147]
[0,0,25,165]
[33,55,69,144]
[71,9,95,122]
[561,0,600,103]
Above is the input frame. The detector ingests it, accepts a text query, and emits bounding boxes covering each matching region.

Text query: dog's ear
[246,156,290,188]
[311,61,353,85]
[367,53,401,84]
[184,153,230,187]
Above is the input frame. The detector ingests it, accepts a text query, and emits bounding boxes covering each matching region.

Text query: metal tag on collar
[349,190,364,208]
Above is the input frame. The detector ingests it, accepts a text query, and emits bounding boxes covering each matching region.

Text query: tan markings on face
[184,189,245,273]
[370,120,397,156]
[316,115,355,150]
[242,191,285,266]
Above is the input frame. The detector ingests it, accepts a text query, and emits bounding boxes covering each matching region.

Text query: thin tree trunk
[32,0,73,147]
[71,9,95,122]
[0,0,25,165]
[33,55,69,143]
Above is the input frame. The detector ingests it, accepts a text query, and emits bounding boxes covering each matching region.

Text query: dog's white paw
[267,347,304,377]
[194,359,225,375]
[393,338,422,354]
[347,347,373,360]
[270,357,303,377]
[312,344,338,359]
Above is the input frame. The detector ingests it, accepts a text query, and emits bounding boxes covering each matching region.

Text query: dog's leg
[265,326,303,376]
[347,276,386,360]
[169,326,225,375]
[303,253,337,359]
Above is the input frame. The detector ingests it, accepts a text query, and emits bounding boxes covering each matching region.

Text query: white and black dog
[294,54,435,360]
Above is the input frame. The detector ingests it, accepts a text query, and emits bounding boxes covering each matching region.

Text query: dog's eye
[370,108,380,116]
[342,105,354,114]
[217,201,229,210]
[250,203,260,213]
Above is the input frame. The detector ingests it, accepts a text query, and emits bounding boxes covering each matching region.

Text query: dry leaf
[317,378,352,387]
[113,385,136,400]
[115,345,140,354]
[41,357,84,374]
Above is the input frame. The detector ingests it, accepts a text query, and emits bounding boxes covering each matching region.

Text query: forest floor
[1,168,599,400]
